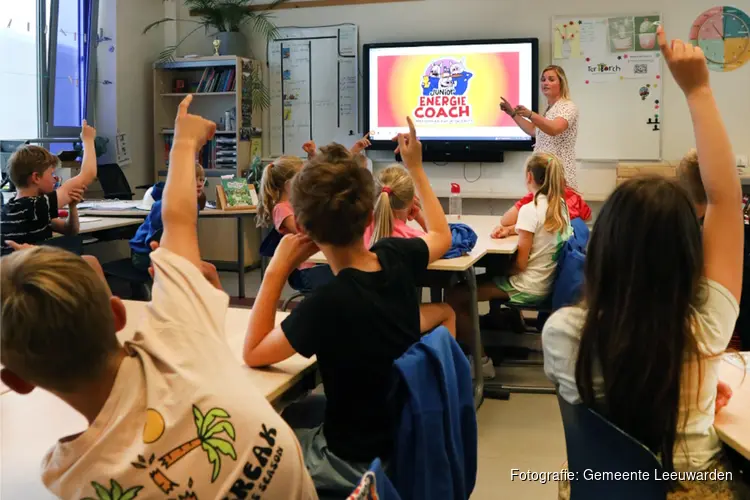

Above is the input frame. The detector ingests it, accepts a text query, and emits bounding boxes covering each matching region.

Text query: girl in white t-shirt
[543,28,749,499]
[447,152,570,373]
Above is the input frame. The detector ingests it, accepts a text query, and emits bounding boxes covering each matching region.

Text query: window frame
[40,0,99,139]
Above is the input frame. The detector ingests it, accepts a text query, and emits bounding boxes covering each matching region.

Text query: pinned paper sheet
[624,53,659,79]
[116,133,131,166]
[553,22,581,59]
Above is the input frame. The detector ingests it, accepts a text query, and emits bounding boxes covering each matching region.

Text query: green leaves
[202,441,222,482]
[86,480,143,500]
[205,437,238,459]
[192,405,205,436]
[200,408,231,435]
[204,420,237,440]
[119,486,143,500]
[91,482,111,500]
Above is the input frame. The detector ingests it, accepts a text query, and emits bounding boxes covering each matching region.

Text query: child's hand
[393,116,422,169]
[80,120,96,142]
[350,132,373,155]
[658,26,709,98]
[491,225,512,239]
[67,186,86,206]
[407,195,422,221]
[302,140,317,158]
[5,241,35,251]
[174,95,216,149]
[715,380,733,414]
[267,233,319,277]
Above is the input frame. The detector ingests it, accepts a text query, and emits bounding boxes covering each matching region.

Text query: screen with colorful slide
[364,39,538,149]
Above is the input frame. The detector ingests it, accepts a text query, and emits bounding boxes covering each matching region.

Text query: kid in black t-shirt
[243,118,453,493]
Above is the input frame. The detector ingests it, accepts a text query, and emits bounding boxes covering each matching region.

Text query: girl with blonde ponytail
[447,152,572,377]
[257,155,334,291]
[366,165,426,246]
[363,165,456,337]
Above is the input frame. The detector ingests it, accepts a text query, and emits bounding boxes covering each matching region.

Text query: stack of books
[196,68,236,93]
[162,131,237,171]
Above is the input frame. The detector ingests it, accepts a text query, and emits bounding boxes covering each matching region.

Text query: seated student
[447,153,571,378]
[678,149,750,353]
[543,28,750,499]
[243,117,452,493]
[492,184,590,239]
[0,96,317,499]
[0,122,97,255]
[129,163,206,271]
[256,155,334,291]
[366,164,456,337]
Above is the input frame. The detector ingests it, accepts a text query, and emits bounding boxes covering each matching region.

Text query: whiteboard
[268,24,359,157]
[552,15,663,161]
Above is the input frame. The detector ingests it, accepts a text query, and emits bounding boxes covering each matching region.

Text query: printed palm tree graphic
[82,479,143,500]
[159,405,237,482]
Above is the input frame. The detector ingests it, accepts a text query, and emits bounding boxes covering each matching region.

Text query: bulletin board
[552,14,664,161]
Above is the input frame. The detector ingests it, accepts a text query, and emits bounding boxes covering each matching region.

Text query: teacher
[501,65,580,190]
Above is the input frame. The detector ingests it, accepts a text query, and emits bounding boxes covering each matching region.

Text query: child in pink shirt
[257,156,333,291]
[367,165,455,336]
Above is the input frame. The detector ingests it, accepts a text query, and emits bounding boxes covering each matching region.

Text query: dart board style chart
[690,6,750,72]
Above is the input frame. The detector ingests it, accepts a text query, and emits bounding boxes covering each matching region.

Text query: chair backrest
[557,394,667,500]
[551,217,589,310]
[97,163,133,200]
[259,227,283,257]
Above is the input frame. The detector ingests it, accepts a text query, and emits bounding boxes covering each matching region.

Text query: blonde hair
[256,156,304,228]
[1,247,119,392]
[677,149,706,206]
[195,163,205,182]
[370,166,415,246]
[542,65,571,100]
[527,152,569,233]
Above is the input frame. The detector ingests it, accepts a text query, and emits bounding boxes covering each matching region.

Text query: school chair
[259,227,313,311]
[557,394,667,500]
[101,258,152,301]
[391,327,477,500]
[483,218,589,400]
[97,163,151,200]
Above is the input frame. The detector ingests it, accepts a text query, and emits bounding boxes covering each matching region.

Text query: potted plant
[638,18,658,50]
[144,0,286,110]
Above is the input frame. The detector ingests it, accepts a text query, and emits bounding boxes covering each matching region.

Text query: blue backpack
[551,218,589,310]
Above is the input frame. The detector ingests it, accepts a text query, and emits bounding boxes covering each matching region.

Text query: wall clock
[689,6,750,72]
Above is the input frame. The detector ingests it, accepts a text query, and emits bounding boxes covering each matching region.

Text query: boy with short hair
[129,162,207,271]
[0,122,97,255]
[244,117,452,493]
[0,96,317,499]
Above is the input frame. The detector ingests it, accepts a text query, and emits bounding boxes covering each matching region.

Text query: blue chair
[557,394,667,500]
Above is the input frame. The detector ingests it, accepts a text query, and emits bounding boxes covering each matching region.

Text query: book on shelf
[163,135,237,170]
[216,178,257,210]
[195,67,236,93]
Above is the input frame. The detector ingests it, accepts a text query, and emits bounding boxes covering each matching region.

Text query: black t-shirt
[0,192,59,255]
[281,237,430,462]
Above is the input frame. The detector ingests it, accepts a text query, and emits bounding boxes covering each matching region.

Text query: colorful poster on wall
[578,19,608,58]
[608,16,635,52]
[634,15,661,51]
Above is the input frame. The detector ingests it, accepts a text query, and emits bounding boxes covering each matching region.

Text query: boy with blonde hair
[1,96,317,499]
[1,122,97,255]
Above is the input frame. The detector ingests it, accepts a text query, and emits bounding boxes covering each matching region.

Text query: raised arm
[159,95,216,269]
[501,97,536,137]
[658,27,743,301]
[396,117,451,262]
[56,121,98,207]
[517,106,569,137]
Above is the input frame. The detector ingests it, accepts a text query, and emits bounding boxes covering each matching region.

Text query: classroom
[1,0,750,498]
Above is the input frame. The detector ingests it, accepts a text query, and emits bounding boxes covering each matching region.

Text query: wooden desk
[50,217,143,238]
[0,301,316,499]
[715,353,750,460]
[80,206,259,298]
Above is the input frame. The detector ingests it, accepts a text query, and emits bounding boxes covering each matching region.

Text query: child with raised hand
[1,95,317,499]
[256,155,334,291]
[543,27,749,498]
[367,164,455,336]
[301,132,373,159]
[244,117,451,494]
[0,121,97,254]
[448,152,571,379]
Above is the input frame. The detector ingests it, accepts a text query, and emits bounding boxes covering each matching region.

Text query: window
[0,0,98,141]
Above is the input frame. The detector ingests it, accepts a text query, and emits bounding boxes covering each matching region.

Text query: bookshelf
[152,56,262,268]
[152,56,260,181]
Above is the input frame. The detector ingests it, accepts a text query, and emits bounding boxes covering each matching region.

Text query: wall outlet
[738,154,749,168]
